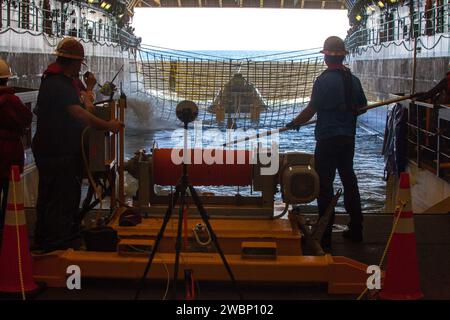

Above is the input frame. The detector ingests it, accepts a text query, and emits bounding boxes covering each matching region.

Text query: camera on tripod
[136,100,241,300]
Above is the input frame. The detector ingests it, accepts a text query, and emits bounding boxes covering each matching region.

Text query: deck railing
[0,0,139,49]
[346,2,449,51]
[406,100,450,182]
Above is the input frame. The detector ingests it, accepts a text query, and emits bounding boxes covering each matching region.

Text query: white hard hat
[0,59,12,79]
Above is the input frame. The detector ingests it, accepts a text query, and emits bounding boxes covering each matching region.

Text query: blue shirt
[310,68,367,141]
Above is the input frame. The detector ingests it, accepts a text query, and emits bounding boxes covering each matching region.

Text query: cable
[272,203,290,220]
[126,245,170,300]
[192,223,212,247]
[11,171,26,300]
[161,258,170,300]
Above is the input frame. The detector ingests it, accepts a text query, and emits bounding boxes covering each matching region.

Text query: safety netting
[129,45,326,129]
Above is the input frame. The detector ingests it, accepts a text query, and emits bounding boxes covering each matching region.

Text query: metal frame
[139,156,276,218]
[405,98,450,181]
[0,0,138,47]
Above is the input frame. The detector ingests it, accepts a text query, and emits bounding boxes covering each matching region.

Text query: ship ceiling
[128,0,346,9]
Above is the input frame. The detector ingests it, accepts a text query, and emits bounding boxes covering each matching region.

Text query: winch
[125,148,320,218]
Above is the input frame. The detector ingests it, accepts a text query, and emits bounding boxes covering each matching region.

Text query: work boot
[342,228,363,243]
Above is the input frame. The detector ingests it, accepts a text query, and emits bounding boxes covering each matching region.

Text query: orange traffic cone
[380,172,423,300]
[0,166,38,299]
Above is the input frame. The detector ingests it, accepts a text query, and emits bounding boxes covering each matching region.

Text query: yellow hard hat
[0,59,12,79]
[320,36,349,56]
[54,37,85,60]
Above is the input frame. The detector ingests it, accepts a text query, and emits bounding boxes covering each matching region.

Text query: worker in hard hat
[286,36,367,251]
[32,37,124,252]
[0,59,33,232]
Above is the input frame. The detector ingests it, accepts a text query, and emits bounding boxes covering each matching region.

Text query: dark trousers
[0,178,8,229]
[314,136,363,241]
[34,156,82,250]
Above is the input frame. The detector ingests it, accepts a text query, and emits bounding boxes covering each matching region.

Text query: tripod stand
[135,102,242,300]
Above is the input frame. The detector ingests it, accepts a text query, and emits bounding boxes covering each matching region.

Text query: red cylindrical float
[153,148,252,186]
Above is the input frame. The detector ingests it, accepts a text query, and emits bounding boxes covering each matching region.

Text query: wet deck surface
[7,212,450,300]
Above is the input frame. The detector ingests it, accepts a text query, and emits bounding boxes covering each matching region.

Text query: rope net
[130,45,326,129]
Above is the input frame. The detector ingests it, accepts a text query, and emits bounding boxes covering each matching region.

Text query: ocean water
[138,47,322,61]
[189,49,321,60]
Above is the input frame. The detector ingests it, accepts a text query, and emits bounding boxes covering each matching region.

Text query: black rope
[350,32,450,56]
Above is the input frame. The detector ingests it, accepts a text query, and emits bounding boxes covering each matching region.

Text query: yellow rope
[11,171,26,300]
[356,201,406,300]
[379,202,406,268]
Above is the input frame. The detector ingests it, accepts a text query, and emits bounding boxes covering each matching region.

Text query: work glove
[355,107,367,116]
[108,119,125,133]
[286,120,300,131]
[83,71,97,91]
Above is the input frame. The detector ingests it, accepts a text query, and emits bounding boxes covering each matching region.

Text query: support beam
[33,251,369,294]
[136,0,155,7]
[127,0,348,9]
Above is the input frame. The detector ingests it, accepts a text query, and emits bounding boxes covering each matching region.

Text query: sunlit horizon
[132,8,350,51]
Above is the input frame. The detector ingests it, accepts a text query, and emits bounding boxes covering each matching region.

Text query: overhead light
[377,1,385,7]
[87,0,95,3]
[100,1,112,10]
[356,14,362,21]
[389,0,396,3]
[366,5,376,14]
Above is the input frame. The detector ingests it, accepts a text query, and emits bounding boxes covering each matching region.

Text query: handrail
[0,0,140,49]
[346,3,449,52]
[405,101,450,179]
